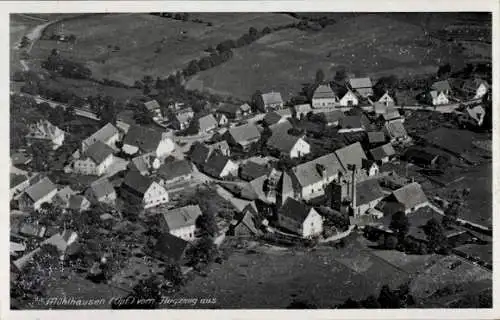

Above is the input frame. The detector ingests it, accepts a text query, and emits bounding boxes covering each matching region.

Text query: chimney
[349,164,357,212]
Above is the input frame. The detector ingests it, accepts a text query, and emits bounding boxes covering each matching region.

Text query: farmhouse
[190,141,231,165]
[347,77,373,97]
[153,233,189,263]
[129,153,160,176]
[263,111,289,126]
[376,182,429,216]
[427,90,450,106]
[73,141,114,176]
[380,109,402,122]
[171,112,193,130]
[197,114,218,133]
[67,195,91,213]
[466,105,486,126]
[227,203,261,237]
[294,104,313,119]
[312,84,337,108]
[338,89,359,108]
[404,147,443,168]
[216,113,229,127]
[10,173,30,200]
[25,120,65,150]
[332,178,385,217]
[217,103,244,120]
[224,124,261,151]
[460,78,489,100]
[121,171,169,209]
[239,103,252,116]
[384,119,409,142]
[370,143,396,164]
[203,151,239,178]
[52,186,77,208]
[322,110,345,127]
[338,116,365,133]
[18,177,58,211]
[377,91,395,106]
[85,178,116,205]
[266,130,310,159]
[122,125,175,159]
[362,159,380,177]
[158,159,194,185]
[81,123,120,153]
[431,80,452,95]
[144,100,162,118]
[11,152,32,166]
[239,160,272,181]
[367,131,386,145]
[278,198,323,238]
[259,91,284,112]
[334,142,368,171]
[161,205,202,241]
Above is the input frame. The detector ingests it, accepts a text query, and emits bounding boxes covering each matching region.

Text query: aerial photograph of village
[9,12,492,309]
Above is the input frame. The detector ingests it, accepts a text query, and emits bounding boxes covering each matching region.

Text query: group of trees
[42,49,92,79]
[337,283,415,309]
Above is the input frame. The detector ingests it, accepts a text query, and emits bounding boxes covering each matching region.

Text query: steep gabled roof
[323,110,345,124]
[339,116,364,129]
[291,152,344,188]
[391,182,428,210]
[24,177,57,202]
[198,114,218,131]
[334,142,368,170]
[267,129,304,154]
[228,124,261,144]
[367,131,386,144]
[89,178,115,199]
[240,161,272,181]
[263,111,284,126]
[122,170,154,196]
[261,92,283,105]
[279,198,315,223]
[10,173,28,187]
[144,100,161,111]
[370,143,396,160]
[154,233,189,262]
[158,160,193,181]
[349,77,373,89]
[82,123,119,147]
[162,205,202,231]
[313,84,336,100]
[68,195,89,211]
[123,126,164,153]
[356,179,385,206]
[204,151,232,177]
[431,80,451,92]
[83,141,114,164]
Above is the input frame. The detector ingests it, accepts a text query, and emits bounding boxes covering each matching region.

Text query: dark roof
[10,174,28,187]
[217,103,240,116]
[263,111,284,126]
[335,142,367,170]
[11,152,32,165]
[356,179,385,206]
[123,126,164,153]
[266,130,303,153]
[24,177,57,202]
[204,151,231,177]
[339,116,364,129]
[122,170,154,196]
[240,161,272,181]
[190,142,211,165]
[158,160,193,181]
[89,179,115,199]
[279,198,314,223]
[323,110,345,124]
[228,124,261,144]
[83,141,114,164]
[370,143,396,160]
[291,152,345,188]
[154,233,189,262]
[431,80,451,92]
[367,131,386,144]
[68,195,88,210]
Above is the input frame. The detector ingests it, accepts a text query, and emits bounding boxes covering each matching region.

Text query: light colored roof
[382,109,401,121]
[385,119,408,139]
[163,205,202,230]
[367,131,386,144]
[370,143,395,160]
[43,230,78,253]
[228,124,261,143]
[349,77,373,89]
[431,80,451,92]
[83,141,114,164]
[198,114,218,131]
[130,154,153,173]
[313,84,336,100]
[334,142,368,170]
[55,186,75,203]
[83,123,119,147]
[261,92,283,105]
[295,104,312,113]
[391,182,428,210]
[291,152,345,188]
[90,179,115,199]
[24,177,57,202]
[26,120,64,140]
[175,112,192,124]
[356,179,385,206]
[144,100,161,111]
[240,103,251,112]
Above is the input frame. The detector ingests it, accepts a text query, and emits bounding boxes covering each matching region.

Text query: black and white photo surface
[9,10,493,311]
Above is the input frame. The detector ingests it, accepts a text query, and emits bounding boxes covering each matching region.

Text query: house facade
[81,123,120,153]
[278,198,323,238]
[312,84,337,109]
[25,120,65,150]
[73,141,114,176]
[428,90,450,106]
[260,92,284,112]
[85,179,117,205]
[18,177,58,211]
[378,91,395,106]
[161,205,202,241]
[338,90,359,108]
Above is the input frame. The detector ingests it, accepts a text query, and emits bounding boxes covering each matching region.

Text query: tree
[384,234,398,250]
[373,75,398,97]
[437,63,452,79]
[195,213,219,237]
[185,59,200,76]
[334,68,347,83]
[64,105,76,122]
[19,36,31,48]
[187,236,219,266]
[362,295,381,308]
[163,262,184,288]
[48,105,66,126]
[287,300,317,309]
[315,68,325,84]
[378,285,401,308]
[248,27,258,38]
[262,26,272,35]
[389,211,410,240]
[338,298,362,309]
[29,142,51,171]
[424,218,447,253]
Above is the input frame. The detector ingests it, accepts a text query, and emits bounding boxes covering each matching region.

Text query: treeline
[183,26,271,77]
[42,49,91,79]
[336,283,415,309]
[151,12,213,26]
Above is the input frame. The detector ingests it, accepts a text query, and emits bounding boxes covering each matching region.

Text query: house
[11,152,32,166]
[216,113,229,127]
[25,120,65,150]
[73,141,114,176]
[239,160,272,181]
[338,116,365,133]
[332,178,385,217]
[259,91,284,112]
[266,131,310,159]
[404,147,443,168]
[160,205,202,241]
[10,241,26,258]
[376,182,429,216]
[427,90,450,106]
[197,114,218,133]
[380,109,402,122]
[190,141,231,166]
[153,233,189,263]
[43,230,80,259]
[52,186,77,208]
[384,119,409,142]
[312,84,337,108]
[322,110,345,127]
[377,91,395,107]
[121,171,169,209]
[224,124,261,151]
[144,100,162,118]
[81,123,120,153]
[338,90,359,107]
[18,222,47,238]
[460,78,489,100]
[347,77,373,97]
[367,131,386,145]
[85,178,116,205]
[158,159,194,185]
[122,125,175,159]
[18,177,58,211]
[373,102,391,115]
[10,173,30,200]
[68,195,91,213]
[239,103,252,117]
[203,151,239,178]
[294,104,312,119]
[466,105,486,126]
[431,80,452,95]
[263,111,288,126]
[171,112,193,130]
[282,152,345,202]
[227,203,261,237]
[362,159,379,177]
[269,119,293,135]
[129,153,161,176]
[217,103,243,120]
[334,142,368,171]
[278,198,323,238]
[370,143,396,164]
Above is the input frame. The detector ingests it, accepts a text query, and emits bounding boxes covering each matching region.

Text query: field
[10,15,40,73]
[189,13,490,100]
[175,234,491,308]
[30,13,298,85]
